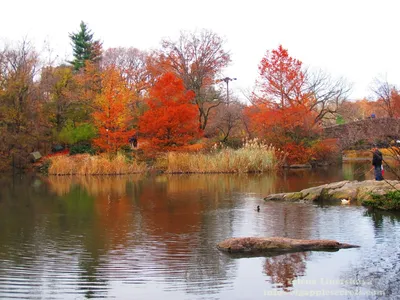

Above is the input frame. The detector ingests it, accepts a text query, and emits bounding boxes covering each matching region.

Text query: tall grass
[164,139,286,173]
[48,153,147,175]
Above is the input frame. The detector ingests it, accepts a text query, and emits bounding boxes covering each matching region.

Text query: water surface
[0,162,399,299]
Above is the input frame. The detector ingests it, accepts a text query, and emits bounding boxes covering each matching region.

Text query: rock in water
[263,180,400,206]
[217,237,359,254]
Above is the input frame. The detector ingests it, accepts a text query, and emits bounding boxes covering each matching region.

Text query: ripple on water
[1,172,400,299]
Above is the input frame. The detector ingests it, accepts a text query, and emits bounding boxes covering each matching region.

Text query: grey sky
[1,0,399,100]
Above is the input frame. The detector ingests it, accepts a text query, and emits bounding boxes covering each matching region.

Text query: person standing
[372,146,383,181]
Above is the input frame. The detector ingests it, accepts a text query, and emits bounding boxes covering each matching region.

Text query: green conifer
[69,21,101,71]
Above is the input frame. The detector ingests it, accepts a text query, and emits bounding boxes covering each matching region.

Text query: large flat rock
[217,237,359,254]
[264,180,400,206]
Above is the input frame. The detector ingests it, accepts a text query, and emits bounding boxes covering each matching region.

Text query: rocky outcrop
[264,180,400,205]
[217,237,359,254]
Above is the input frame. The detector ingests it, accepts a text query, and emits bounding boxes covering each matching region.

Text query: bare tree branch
[370,75,395,117]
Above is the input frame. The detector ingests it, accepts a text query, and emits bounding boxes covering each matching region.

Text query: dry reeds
[48,153,147,175]
[164,138,286,173]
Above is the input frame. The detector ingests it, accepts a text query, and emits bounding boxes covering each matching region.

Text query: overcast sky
[1,0,399,100]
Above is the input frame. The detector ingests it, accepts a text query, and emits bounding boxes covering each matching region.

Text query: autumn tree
[253,45,349,124]
[247,45,345,163]
[92,67,135,154]
[0,40,42,169]
[69,21,102,71]
[336,98,385,123]
[40,62,101,149]
[249,45,318,144]
[138,72,200,151]
[102,47,151,118]
[40,65,76,132]
[391,89,400,117]
[0,40,40,133]
[336,99,365,123]
[256,45,305,108]
[39,64,98,148]
[157,29,231,130]
[74,61,102,120]
[371,76,400,118]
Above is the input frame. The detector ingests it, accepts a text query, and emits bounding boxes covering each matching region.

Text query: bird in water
[256,205,260,212]
[341,198,351,205]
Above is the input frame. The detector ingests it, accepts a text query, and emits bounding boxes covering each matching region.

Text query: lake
[0,162,399,299]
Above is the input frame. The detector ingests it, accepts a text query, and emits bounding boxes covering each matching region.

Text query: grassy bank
[46,139,285,175]
[161,140,285,173]
[48,153,147,175]
[363,190,400,211]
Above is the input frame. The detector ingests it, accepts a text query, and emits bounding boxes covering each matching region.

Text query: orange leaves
[257,45,305,107]
[92,66,135,153]
[147,72,195,108]
[390,89,400,118]
[246,45,324,164]
[251,45,319,139]
[281,139,339,165]
[101,47,151,112]
[138,72,201,151]
[159,30,231,130]
[309,139,339,162]
[282,142,312,165]
[246,98,319,144]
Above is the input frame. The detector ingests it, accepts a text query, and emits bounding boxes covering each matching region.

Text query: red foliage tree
[138,72,200,151]
[246,45,323,163]
[93,67,135,153]
[157,30,231,130]
[256,45,305,108]
[391,89,400,118]
[248,46,320,140]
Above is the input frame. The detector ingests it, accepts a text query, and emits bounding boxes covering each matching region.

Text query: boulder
[29,151,42,162]
[264,193,287,201]
[264,180,400,207]
[264,192,304,202]
[217,237,359,255]
[284,192,304,201]
[301,184,328,201]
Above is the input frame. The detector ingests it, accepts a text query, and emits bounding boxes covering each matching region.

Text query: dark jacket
[372,149,383,167]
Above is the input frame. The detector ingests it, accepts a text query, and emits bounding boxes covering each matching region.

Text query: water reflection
[0,175,245,299]
[365,209,400,231]
[342,210,400,298]
[264,252,308,292]
[1,164,400,299]
[342,160,400,181]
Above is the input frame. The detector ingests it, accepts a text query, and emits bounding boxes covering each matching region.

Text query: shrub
[309,139,340,162]
[336,115,345,125]
[69,142,96,155]
[38,159,51,175]
[283,142,311,164]
[57,121,97,145]
[364,190,400,210]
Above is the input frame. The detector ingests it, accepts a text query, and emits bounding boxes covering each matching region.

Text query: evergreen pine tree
[69,21,101,71]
